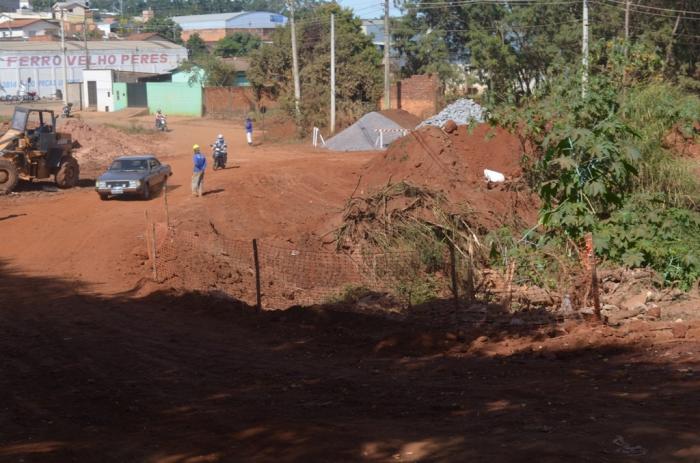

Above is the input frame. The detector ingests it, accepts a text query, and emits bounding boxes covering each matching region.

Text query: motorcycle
[62,102,73,118]
[212,144,227,170]
[155,115,168,132]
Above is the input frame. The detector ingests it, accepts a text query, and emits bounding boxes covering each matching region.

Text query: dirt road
[1,113,699,462]
[0,113,373,294]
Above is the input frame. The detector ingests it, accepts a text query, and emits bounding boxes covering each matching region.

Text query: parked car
[95,155,171,200]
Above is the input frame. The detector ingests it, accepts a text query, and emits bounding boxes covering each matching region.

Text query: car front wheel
[142,183,151,200]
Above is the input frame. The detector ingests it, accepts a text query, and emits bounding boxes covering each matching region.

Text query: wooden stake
[151,222,157,281]
[587,233,601,321]
[163,180,170,228]
[253,239,262,311]
[465,240,475,304]
[449,241,459,314]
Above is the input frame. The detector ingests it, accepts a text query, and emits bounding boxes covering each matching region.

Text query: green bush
[596,195,700,290]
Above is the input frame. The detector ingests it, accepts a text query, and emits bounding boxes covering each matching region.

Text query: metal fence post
[253,239,262,311]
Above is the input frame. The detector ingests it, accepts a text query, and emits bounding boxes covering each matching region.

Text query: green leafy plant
[596,194,700,289]
[494,68,640,239]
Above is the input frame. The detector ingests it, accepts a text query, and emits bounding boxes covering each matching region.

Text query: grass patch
[103,122,155,135]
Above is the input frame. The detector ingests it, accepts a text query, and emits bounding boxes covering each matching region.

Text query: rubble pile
[417,98,485,128]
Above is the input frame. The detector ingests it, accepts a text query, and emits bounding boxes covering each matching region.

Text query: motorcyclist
[213,134,226,150]
[211,134,227,169]
[155,110,167,130]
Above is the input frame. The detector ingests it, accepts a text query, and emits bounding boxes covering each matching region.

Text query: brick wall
[182,29,228,43]
[182,28,276,43]
[390,74,443,119]
[203,87,278,116]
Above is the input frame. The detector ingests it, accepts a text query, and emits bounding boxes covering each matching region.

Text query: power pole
[581,0,589,97]
[624,0,630,41]
[383,0,390,109]
[330,13,336,134]
[60,9,68,104]
[83,13,89,70]
[663,13,682,72]
[288,0,301,121]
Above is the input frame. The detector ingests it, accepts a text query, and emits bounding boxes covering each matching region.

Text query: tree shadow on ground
[0,260,698,463]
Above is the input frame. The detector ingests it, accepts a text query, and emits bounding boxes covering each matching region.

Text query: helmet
[193,144,200,150]
[217,134,223,139]
[157,109,162,113]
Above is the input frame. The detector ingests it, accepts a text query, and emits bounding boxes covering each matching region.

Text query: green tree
[249,3,382,129]
[142,17,182,43]
[186,33,208,58]
[214,32,262,57]
[180,55,238,87]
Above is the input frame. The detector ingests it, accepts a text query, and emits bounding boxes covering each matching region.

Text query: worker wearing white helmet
[213,133,226,151]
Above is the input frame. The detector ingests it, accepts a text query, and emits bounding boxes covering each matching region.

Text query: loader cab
[10,107,59,153]
[11,107,56,135]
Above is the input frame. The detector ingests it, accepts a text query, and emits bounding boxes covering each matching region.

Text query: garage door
[127,83,148,107]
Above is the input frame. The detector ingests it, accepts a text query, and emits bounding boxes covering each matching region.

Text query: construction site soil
[357,124,537,230]
[0,110,699,462]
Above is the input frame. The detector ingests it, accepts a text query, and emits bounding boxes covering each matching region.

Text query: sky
[335,0,402,20]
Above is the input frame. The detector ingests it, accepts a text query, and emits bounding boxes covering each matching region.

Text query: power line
[599,0,700,17]
[404,0,579,4]
[391,18,581,32]
[593,0,700,20]
[401,0,581,7]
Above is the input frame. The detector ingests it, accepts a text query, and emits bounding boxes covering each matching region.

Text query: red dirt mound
[356,123,536,229]
[59,118,167,177]
[379,109,422,130]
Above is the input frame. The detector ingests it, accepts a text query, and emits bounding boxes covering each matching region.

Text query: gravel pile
[326,112,406,152]
[417,98,485,128]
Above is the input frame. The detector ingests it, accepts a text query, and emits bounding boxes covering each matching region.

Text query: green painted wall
[172,68,205,84]
[146,82,203,117]
[113,83,128,111]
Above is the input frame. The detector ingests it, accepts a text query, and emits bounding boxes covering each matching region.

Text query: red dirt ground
[0,111,699,462]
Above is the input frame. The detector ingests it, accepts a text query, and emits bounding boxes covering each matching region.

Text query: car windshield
[110,159,148,172]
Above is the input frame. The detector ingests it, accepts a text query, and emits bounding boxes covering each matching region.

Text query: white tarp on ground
[326,112,406,152]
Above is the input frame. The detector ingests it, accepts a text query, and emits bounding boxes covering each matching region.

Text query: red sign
[0,53,171,68]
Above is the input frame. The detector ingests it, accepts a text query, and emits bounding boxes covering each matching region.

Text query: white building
[172,11,287,43]
[361,19,386,51]
[0,40,187,97]
[0,18,59,39]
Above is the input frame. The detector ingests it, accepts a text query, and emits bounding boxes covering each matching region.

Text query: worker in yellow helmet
[192,144,206,197]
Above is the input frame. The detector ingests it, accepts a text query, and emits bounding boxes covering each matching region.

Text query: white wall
[0,22,59,38]
[0,45,187,98]
[82,69,114,112]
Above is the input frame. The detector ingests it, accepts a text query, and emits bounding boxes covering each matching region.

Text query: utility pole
[383,0,390,109]
[581,0,589,97]
[624,0,630,41]
[60,8,68,105]
[330,13,335,134]
[83,11,89,70]
[288,0,301,121]
[663,13,682,72]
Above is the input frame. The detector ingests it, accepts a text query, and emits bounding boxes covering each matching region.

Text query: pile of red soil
[59,119,167,176]
[356,123,536,229]
[379,109,422,130]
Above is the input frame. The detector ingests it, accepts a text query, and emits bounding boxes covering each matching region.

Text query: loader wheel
[55,157,79,189]
[0,159,19,194]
